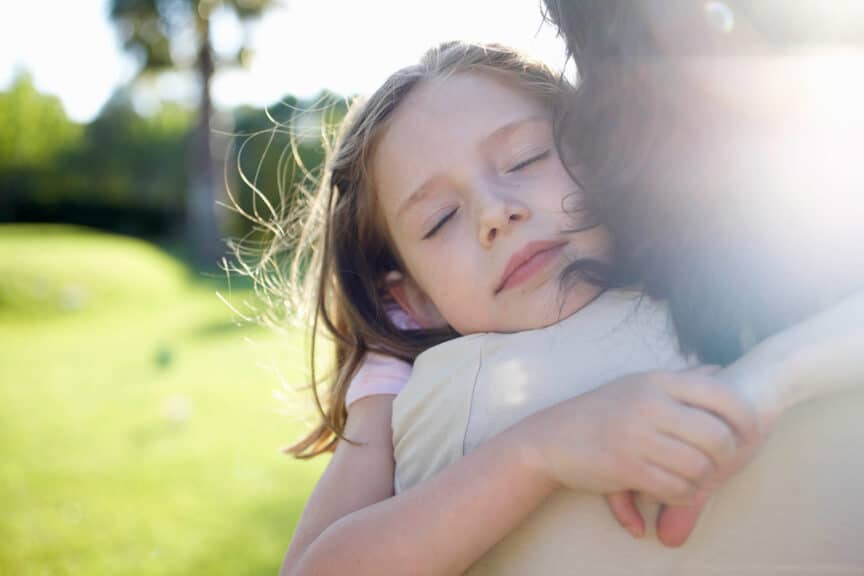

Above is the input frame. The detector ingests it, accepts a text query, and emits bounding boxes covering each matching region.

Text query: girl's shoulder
[409,289,674,367]
[481,289,673,350]
[345,352,413,410]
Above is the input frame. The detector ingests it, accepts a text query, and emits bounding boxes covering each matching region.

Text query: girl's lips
[495,241,568,294]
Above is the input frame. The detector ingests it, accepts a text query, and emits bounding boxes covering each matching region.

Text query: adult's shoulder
[392,333,487,493]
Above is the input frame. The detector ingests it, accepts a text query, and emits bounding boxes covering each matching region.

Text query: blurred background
[0,0,566,573]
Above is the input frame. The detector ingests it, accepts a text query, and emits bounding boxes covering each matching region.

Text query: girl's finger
[635,462,698,506]
[655,488,713,548]
[646,432,715,484]
[605,491,645,538]
[665,375,759,441]
[658,403,737,468]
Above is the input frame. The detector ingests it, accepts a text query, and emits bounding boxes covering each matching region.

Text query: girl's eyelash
[423,208,457,239]
[508,149,551,173]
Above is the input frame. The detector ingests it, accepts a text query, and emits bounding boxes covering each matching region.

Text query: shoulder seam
[461,340,484,456]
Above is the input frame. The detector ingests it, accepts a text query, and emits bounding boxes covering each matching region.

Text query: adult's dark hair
[545,0,864,363]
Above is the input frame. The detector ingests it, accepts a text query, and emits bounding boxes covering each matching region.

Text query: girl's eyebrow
[483,115,549,148]
[397,116,549,218]
[397,174,445,218]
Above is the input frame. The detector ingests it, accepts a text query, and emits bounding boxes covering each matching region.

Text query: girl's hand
[608,290,864,546]
[523,370,759,507]
[651,366,775,547]
[654,411,765,547]
[603,368,766,544]
[605,490,647,538]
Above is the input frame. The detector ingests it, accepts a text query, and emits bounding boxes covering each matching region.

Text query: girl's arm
[282,394,557,576]
[282,375,755,576]
[281,395,397,570]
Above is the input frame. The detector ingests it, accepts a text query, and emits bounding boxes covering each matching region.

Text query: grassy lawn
[0,225,326,575]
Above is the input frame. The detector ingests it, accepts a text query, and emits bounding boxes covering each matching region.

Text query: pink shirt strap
[344,299,418,410]
[345,352,413,409]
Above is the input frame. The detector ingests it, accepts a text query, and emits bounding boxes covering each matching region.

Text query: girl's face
[374,71,611,335]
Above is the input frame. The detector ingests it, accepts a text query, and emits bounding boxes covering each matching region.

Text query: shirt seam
[461,340,484,456]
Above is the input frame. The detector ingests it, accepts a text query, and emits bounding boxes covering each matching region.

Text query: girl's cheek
[453,218,475,248]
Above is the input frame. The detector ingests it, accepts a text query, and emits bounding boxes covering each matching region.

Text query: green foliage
[0,74,351,249]
[0,87,193,237]
[0,72,82,171]
[0,76,351,245]
[65,92,193,208]
[0,224,322,574]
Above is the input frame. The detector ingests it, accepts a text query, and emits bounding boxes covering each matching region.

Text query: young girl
[269,42,862,575]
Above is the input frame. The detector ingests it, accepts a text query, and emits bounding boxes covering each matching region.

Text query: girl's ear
[385,271,448,329]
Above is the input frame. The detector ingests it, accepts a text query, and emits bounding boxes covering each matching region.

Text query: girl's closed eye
[423,208,457,239]
[507,149,551,173]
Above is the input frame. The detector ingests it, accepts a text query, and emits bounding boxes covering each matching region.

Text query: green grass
[0,225,327,575]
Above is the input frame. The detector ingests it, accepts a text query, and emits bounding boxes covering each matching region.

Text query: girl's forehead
[407,70,548,115]
[379,72,551,159]
[371,71,554,225]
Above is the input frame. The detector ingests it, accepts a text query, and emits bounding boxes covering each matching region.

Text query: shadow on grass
[188,318,264,340]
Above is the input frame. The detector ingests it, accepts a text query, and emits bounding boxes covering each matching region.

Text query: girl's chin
[458,286,603,335]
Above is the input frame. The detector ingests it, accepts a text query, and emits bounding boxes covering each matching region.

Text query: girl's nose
[478,194,530,249]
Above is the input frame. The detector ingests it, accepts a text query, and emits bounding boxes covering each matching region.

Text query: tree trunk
[187,16,224,269]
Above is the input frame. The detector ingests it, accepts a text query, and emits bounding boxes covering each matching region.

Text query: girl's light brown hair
[232,41,573,458]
